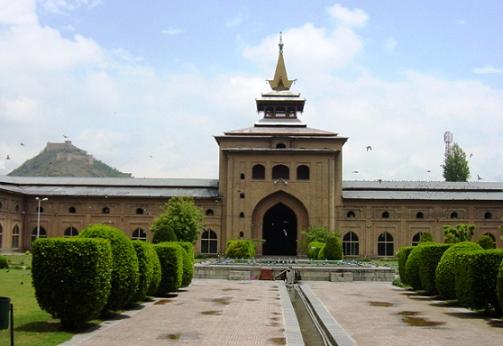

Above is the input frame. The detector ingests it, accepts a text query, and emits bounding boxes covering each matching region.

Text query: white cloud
[39,0,101,14]
[327,3,368,28]
[0,0,38,25]
[473,65,503,75]
[384,37,398,52]
[161,28,184,36]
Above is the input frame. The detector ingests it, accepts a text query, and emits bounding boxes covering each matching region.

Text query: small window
[239,212,245,218]
[69,206,76,214]
[382,211,390,219]
[416,211,424,219]
[36,206,44,213]
[240,173,245,180]
[377,232,394,256]
[346,211,356,218]
[484,211,492,219]
[136,208,144,215]
[252,164,265,180]
[201,229,218,254]
[205,209,214,216]
[272,164,289,180]
[297,165,310,180]
[64,226,79,237]
[239,231,244,238]
[276,143,286,149]
[132,227,147,241]
[343,232,359,256]
[450,211,458,219]
[15,205,19,212]
[102,207,110,214]
[239,192,245,199]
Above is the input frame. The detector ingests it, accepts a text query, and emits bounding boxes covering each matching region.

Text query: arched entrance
[263,203,297,256]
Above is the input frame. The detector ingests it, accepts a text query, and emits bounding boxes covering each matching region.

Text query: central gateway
[263,203,297,256]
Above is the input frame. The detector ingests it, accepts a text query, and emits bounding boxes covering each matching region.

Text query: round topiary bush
[498,259,503,312]
[478,235,496,250]
[307,241,325,259]
[178,242,194,287]
[0,256,8,269]
[32,238,113,329]
[397,246,414,285]
[322,235,343,260]
[147,244,161,296]
[405,245,424,290]
[131,241,155,301]
[79,224,139,310]
[225,239,256,259]
[154,242,184,295]
[435,241,482,300]
[417,243,451,295]
[152,226,177,244]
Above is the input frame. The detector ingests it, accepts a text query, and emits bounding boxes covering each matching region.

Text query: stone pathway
[64,279,287,346]
[308,281,503,346]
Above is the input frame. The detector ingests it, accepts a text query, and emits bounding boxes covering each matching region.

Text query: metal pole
[10,303,14,346]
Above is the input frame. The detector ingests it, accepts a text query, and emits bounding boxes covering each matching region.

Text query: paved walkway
[65,279,287,346]
[308,281,503,346]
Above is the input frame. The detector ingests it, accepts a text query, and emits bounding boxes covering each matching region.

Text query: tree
[300,226,339,252]
[151,197,202,243]
[442,143,470,182]
[443,224,475,243]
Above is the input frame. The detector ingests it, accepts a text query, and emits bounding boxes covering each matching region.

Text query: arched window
[136,208,144,215]
[416,211,424,219]
[205,209,214,216]
[68,206,76,214]
[382,211,390,219]
[377,232,394,256]
[272,164,289,180]
[132,228,147,241]
[346,211,356,218]
[102,207,110,214]
[450,211,458,219]
[11,225,20,249]
[239,212,245,218]
[31,227,47,243]
[343,232,359,256]
[411,232,423,246]
[0,224,3,249]
[252,164,265,180]
[484,211,492,219]
[484,232,496,242]
[64,226,79,237]
[276,143,286,149]
[296,165,310,180]
[201,229,218,254]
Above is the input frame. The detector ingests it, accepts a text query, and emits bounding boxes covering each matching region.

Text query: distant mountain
[8,141,131,177]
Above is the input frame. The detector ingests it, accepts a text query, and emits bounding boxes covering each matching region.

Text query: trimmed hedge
[32,238,113,329]
[79,224,139,310]
[417,243,451,295]
[478,235,496,250]
[307,241,325,259]
[435,242,482,300]
[455,249,503,312]
[498,260,503,311]
[405,245,425,290]
[131,241,156,301]
[154,242,184,295]
[0,256,8,269]
[225,239,256,258]
[178,242,194,287]
[147,243,162,296]
[397,246,414,285]
[317,236,343,260]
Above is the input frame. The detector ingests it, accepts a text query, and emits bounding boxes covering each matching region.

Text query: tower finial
[268,32,294,91]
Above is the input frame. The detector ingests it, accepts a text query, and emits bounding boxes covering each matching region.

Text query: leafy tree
[151,197,202,243]
[443,224,475,243]
[442,143,470,182]
[301,226,339,252]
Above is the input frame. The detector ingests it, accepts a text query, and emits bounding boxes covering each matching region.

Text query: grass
[0,255,73,346]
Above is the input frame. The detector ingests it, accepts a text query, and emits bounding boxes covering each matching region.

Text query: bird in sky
[63,135,69,139]
[352,170,359,174]
[366,145,372,152]
[477,174,483,181]
[426,170,431,173]
[20,142,25,146]
[6,155,11,160]
[469,153,474,158]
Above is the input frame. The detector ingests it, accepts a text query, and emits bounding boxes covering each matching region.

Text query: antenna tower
[444,131,453,158]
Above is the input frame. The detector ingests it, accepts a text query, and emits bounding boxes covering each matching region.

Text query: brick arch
[251,191,309,255]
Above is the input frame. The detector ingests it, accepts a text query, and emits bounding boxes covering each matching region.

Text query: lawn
[0,255,73,346]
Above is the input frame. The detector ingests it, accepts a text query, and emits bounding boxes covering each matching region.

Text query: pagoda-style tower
[215,34,347,256]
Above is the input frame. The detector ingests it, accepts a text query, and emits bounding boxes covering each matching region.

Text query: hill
[8,141,131,177]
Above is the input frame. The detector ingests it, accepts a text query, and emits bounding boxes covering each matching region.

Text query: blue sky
[0,0,502,181]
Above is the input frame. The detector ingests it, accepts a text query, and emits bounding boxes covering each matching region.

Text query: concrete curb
[278,282,304,346]
[299,282,357,346]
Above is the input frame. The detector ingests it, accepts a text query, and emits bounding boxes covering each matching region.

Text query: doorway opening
[262,203,297,256]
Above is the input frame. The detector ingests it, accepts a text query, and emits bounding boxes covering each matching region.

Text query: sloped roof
[223,126,338,136]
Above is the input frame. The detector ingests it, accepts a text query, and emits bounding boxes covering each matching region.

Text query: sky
[0,0,502,181]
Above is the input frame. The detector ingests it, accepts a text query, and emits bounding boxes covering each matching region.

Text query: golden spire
[268,32,295,91]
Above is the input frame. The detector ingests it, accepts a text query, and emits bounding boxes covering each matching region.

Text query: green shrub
[147,244,161,296]
[79,224,139,310]
[455,249,503,312]
[307,241,325,259]
[0,256,8,269]
[31,238,113,329]
[225,239,256,258]
[397,246,414,284]
[417,243,451,295]
[435,242,482,299]
[152,226,177,243]
[498,260,503,311]
[178,242,194,287]
[322,235,343,260]
[131,241,156,301]
[154,242,184,295]
[443,224,475,243]
[478,235,496,250]
[419,233,433,243]
[301,226,336,252]
[405,245,424,290]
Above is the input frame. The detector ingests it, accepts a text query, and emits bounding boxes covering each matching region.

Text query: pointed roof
[267,33,295,91]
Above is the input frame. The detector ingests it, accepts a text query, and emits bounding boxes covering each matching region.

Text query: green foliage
[417,244,451,295]
[151,224,177,243]
[397,246,414,284]
[405,245,425,290]
[79,224,139,310]
[301,226,337,252]
[307,241,325,259]
[455,249,503,312]
[151,197,202,243]
[498,260,503,312]
[419,233,433,243]
[225,239,256,258]
[318,235,342,260]
[435,242,482,300]
[443,224,475,243]
[0,256,8,269]
[442,142,470,182]
[131,241,156,301]
[178,242,194,287]
[147,244,162,296]
[31,238,113,329]
[478,235,496,249]
[154,242,184,295]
